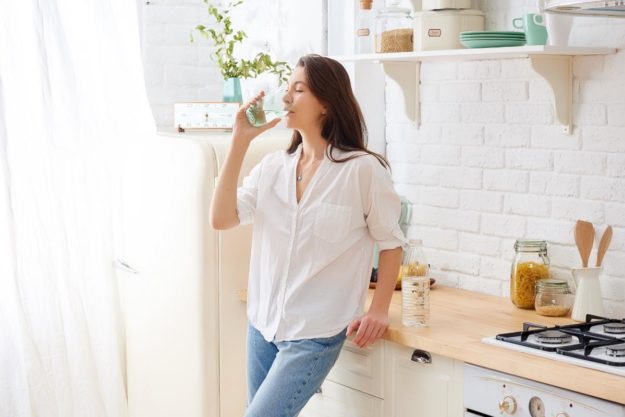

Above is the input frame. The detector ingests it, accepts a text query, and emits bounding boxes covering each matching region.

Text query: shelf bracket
[529,54,573,135]
[381,61,421,127]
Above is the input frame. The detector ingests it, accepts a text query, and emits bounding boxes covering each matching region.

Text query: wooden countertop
[239,286,625,404]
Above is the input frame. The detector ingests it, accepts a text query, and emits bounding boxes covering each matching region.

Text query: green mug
[513,13,547,46]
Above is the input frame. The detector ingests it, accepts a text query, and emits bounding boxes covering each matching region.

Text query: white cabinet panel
[383,341,463,417]
[300,380,384,417]
[326,339,385,398]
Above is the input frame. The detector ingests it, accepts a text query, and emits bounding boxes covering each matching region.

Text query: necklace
[296,158,322,182]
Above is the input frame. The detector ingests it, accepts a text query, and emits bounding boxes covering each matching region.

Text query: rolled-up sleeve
[236,160,263,226]
[364,160,408,251]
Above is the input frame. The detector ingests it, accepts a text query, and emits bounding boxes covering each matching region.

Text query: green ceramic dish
[460,31,525,36]
[461,34,525,39]
[460,39,526,48]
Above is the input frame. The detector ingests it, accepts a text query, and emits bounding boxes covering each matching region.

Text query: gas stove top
[483,314,625,377]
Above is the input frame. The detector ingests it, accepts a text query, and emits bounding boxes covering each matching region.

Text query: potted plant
[191,0,292,103]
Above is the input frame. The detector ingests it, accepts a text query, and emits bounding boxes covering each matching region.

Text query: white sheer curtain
[0,0,154,416]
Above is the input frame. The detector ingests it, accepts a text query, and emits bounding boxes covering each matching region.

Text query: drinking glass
[245,87,288,127]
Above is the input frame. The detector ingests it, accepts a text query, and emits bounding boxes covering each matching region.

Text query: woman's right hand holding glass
[232,91,281,147]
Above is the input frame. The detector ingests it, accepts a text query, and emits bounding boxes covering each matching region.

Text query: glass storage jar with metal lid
[535,279,573,317]
[375,0,414,53]
[510,239,550,309]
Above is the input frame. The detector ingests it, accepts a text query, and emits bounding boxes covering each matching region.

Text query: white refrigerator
[118,130,291,417]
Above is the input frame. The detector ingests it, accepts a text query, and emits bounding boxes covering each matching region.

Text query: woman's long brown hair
[286,54,389,170]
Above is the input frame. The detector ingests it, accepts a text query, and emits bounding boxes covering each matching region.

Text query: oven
[464,364,625,417]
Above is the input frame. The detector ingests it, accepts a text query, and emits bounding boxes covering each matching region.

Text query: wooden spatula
[596,225,613,267]
[574,220,595,268]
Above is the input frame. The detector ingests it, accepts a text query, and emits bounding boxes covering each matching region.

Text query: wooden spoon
[574,220,595,268]
[595,225,613,267]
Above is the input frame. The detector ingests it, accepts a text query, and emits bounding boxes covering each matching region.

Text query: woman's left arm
[347,246,402,348]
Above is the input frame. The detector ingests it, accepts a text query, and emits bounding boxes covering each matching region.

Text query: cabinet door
[383,342,463,417]
[326,339,385,398]
[299,380,385,417]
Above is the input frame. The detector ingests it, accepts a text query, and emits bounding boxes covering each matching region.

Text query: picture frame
[174,102,240,132]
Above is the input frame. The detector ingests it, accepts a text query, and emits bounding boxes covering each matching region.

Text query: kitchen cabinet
[383,341,463,417]
[325,339,385,398]
[300,380,385,417]
[300,340,385,417]
[300,339,463,417]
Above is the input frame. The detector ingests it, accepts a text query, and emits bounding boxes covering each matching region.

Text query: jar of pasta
[510,239,550,309]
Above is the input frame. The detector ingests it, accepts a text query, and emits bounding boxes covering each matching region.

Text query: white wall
[139,0,324,130]
[387,3,625,317]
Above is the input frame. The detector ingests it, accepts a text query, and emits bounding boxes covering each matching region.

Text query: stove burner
[606,343,625,358]
[535,330,572,345]
[604,322,625,335]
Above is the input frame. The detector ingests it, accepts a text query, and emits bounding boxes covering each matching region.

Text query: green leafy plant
[191,0,291,83]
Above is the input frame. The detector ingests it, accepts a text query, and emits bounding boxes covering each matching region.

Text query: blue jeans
[245,323,348,417]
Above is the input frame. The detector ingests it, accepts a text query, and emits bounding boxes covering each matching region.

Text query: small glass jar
[375,1,414,53]
[356,0,374,54]
[510,239,550,309]
[535,279,573,317]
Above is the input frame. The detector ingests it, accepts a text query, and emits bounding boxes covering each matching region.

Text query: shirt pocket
[314,202,352,243]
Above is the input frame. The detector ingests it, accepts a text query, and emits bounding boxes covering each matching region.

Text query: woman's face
[282,66,327,131]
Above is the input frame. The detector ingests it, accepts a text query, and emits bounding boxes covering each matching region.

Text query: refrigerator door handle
[114,259,140,274]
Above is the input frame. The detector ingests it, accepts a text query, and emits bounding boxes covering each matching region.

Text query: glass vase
[223,77,242,103]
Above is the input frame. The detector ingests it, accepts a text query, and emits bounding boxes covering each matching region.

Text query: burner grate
[495,315,625,366]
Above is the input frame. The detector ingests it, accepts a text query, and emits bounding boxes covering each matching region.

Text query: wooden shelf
[334,46,616,134]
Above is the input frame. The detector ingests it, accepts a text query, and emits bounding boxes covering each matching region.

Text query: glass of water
[245,87,288,127]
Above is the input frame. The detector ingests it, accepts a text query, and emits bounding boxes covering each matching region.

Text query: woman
[210,54,406,417]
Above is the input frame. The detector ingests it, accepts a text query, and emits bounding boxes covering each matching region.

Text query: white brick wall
[389,3,625,315]
[140,0,324,129]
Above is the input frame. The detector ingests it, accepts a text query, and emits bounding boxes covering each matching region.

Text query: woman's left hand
[346,310,389,349]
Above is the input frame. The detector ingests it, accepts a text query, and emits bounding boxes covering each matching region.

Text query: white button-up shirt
[237,143,406,342]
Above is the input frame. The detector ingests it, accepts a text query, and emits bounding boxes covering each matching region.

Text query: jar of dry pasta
[510,239,550,309]
[374,1,413,53]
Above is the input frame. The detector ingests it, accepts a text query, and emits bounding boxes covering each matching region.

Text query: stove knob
[498,396,517,414]
[555,414,569,417]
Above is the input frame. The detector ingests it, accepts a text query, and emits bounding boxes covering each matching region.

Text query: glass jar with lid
[356,0,375,54]
[375,0,414,53]
[535,279,573,317]
[510,239,550,309]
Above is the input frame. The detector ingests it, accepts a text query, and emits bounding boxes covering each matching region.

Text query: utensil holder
[571,267,605,321]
